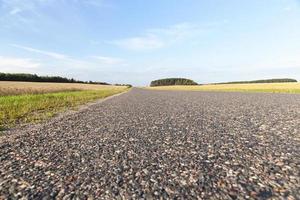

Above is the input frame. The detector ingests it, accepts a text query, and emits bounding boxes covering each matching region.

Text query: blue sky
[0,0,299,85]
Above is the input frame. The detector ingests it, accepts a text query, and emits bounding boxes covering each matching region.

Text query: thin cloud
[9,8,22,15]
[0,0,111,29]
[91,56,124,65]
[283,6,292,11]
[112,22,205,51]
[0,0,37,29]
[112,35,165,51]
[11,44,69,60]
[11,44,126,69]
[81,0,106,7]
[1,0,39,15]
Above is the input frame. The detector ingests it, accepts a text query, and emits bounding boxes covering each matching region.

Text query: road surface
[0,88,299,199]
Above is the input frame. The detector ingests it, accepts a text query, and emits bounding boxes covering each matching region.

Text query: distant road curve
[0,88,299,199]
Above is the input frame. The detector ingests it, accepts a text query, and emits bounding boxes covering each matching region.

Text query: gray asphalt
[0,88,299,199]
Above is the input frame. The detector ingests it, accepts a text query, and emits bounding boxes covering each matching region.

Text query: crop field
[0,81,128,130]
[0,81,124,96]
[148,82,300,94]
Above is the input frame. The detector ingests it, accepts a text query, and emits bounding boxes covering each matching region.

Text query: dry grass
[0,81,125,96]
[147,83,300,94]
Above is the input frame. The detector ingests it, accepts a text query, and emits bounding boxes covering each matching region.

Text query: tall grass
[0,88,127,130]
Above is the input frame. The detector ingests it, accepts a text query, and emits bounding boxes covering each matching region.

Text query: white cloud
[91,56,124,65]
[0,56,40,68]
[149,23,202,41]
[112,35,165,50]
[9,7,22,15]
[11,44,69,60]
[283,6,292,11]
[0,56,40,73]
[112,22,204,51]
[81,0,106,7]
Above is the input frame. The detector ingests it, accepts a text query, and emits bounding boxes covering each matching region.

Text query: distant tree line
[0,73,110,85]
[215,78,297,84]
[150,78,198,87]
[114,83,132,88]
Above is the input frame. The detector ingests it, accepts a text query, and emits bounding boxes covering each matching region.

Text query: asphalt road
[0,88,299,199]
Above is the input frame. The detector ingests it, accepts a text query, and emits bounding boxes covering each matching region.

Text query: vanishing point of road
[0,88,299,199]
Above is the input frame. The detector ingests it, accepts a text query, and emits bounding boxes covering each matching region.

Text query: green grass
[0,88,128,130]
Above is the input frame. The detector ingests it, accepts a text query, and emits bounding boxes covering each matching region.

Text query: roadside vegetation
[150,78,197,86]
[0,82,128,130]
[148,82,300,94]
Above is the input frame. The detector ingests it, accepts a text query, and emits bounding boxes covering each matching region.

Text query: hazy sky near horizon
[0,0,300,85]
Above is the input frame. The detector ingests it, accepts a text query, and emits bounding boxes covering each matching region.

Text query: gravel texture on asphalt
[0,88,299,199]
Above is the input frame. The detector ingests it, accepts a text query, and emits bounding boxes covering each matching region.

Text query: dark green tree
[150,78,198,87]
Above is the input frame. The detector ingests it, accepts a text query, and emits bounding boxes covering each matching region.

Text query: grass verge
[147,83,300,94]
[0,88,128,130]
